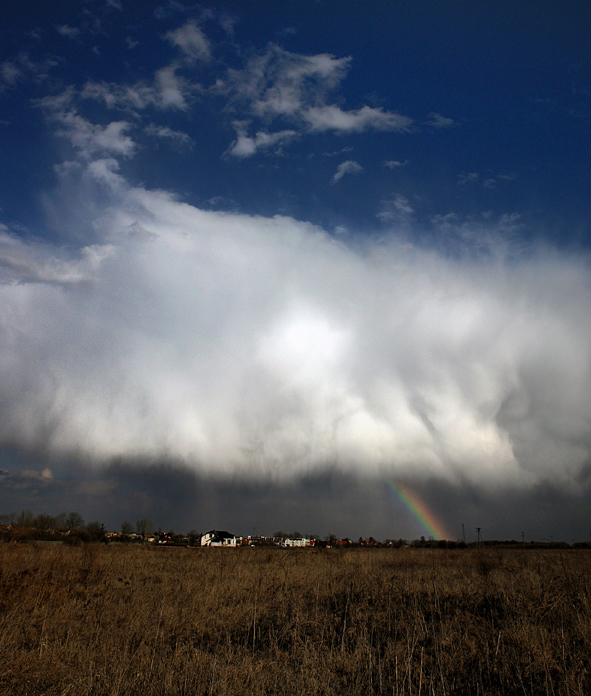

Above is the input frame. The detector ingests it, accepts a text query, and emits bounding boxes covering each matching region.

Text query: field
[1,543,590,695]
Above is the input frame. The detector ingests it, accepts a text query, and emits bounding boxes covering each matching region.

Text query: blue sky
[1,1,591,540]
[3,0,590,241]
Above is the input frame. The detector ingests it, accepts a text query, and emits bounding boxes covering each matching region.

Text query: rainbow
[384,481,450,540]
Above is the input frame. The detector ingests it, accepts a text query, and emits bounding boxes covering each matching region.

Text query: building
[200,530,237,547]
[282,537,311,548]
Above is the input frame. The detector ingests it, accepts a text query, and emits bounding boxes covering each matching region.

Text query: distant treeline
[0,510,105,544]
[0,510,151,544]
[1,509,590,548]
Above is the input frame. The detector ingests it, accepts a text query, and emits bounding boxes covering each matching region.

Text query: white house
[201,530,237,547]
[282,537,311,548]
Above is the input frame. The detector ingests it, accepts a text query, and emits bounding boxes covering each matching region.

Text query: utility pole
[462,523,466,544]
[522,531,525,545]
[476,527,482,549]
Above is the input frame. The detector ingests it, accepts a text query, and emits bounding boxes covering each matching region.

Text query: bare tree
[17,509,34,527]
[54,512,68,530]
[136,518,154,537]
[121,520,134,535]
[66,512,84,529]
[33,513,56,531]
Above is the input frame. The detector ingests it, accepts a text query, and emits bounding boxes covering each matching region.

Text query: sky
[1,0,591,541]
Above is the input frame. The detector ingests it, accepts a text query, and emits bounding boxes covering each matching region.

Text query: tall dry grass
[1,543,590,695]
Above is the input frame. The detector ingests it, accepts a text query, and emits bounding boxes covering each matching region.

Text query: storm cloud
[1,177,591,494]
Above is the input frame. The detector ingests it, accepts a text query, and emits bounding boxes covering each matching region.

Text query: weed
[0,544,590,694]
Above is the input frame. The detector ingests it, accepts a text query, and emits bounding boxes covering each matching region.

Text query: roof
[205,530,235,540]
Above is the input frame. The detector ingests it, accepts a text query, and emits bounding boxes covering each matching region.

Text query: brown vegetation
[1,543,590,695]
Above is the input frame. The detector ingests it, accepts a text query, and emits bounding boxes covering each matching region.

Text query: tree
[86,521,105,541]
[54,512,68,530]
[136,518,154,537]
[17,509,34,528]
[33,513,55,531]
[187,529,200,546]
[121,520,134,535]
[67,512,84,530]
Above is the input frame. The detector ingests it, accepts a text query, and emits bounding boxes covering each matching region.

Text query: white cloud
[166,21,211,62]
[57,25,81,40]
[43,36,412,159]
[226,122,298,158]
[1,62,22,89]
[154,65,190,110]
[0,229,113,285]
[0,54,57,92]
[305,105,412,133]
[384,159,408,169]
[332,160,364,183]
[394,194,413,215]
[227,46,351,117]
[322,146,354,157]
[145,124,194,149]
[53,160,83,177]
[425,112,456,128]
[83,157,127,190]
[377,194,414,222]
[3,179,591,491]
[36,87,136,160]
[51,111,136,159]
[218,13,237,37]
[36,87,76,112]
[82,64,194,112]
[225,45,412,141]
[458,172,479,184]
[37,90,137,183]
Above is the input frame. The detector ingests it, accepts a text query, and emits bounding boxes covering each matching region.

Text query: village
[0,512,400,547]
[0,511,459,547]
[111,530,316,547]
[104,529,384,548]
[1,514,582,549]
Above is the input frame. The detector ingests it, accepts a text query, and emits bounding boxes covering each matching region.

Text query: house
[282,537,311,548]
[201,530,237,547]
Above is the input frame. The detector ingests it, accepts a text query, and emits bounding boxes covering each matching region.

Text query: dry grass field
[1,542,590,695]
